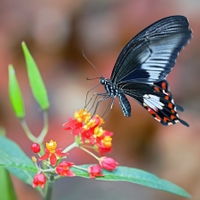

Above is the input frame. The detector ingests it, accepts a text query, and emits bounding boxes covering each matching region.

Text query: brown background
[0,0,200,199]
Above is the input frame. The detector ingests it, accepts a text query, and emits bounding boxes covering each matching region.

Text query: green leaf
[21,42,49,110]
[72,165,191,198]
[0,167,17,200]
[0,136,37,185]
[8,64,25,119]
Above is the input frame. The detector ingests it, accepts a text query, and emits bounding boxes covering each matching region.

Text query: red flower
[32,173,46,188]
[63,118,83,135]
[63,109,114,155]
[88,165,104,179]
[81,127,95,143]
[39,140,67,166]
[97,145,112,155]
[31,143,40,153]
[100,157,118,171]
[96,131,113,155]
[55,161,75,176]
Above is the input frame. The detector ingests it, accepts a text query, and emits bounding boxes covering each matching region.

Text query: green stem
[42,169,55,173]
[79,146,99,160]
[63,142,78,153]
[80,144,94,149]
[20,111,49,144]
[20,119,37,142]
[38,111,48,143]
[43,175,54,200]
[73,165,88,171]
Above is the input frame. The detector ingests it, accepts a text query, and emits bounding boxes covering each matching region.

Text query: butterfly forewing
[111,15,192,84]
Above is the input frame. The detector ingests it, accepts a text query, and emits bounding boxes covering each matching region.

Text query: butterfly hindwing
[121,80,189,126]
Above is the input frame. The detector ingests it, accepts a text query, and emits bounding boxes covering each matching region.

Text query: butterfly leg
[84,83,101,108]
[90,94,110,117]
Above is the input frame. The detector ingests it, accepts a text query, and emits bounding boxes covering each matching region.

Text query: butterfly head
[100,77,108,85]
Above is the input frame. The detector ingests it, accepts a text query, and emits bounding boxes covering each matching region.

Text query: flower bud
[88,165,104,178]
[31,143,40,153]
[32,173,46,188]
[100,157,118,171]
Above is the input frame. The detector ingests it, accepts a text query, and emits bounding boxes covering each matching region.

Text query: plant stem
[20,119,37,142]
[42,169,55,173]
[63,142,78,153]
[73,165,88,171]
[79,146,99,160]
[43,175,54,200]
[38,111,48,143]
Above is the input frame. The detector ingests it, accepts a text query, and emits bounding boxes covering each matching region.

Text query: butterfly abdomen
[118,93,131,117]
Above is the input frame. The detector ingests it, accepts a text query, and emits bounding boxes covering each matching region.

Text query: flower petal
[50,153,57,166]
[38,151,50,161]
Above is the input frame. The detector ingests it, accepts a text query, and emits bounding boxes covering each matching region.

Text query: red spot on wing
[168,103,173,109]
[163,117,170,123]
[155,114,161,121]
[147,107,161,122]
[161,81,167,90]
[147,107,155,114]
[170,115,176,120]
[164,95,169,100]
[154,86,160,92]
[171,109,175,114]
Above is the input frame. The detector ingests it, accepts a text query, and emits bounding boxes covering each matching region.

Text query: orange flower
[96,130,113,155]
[63,109,114,154]
[74,109,91,123]
[39,140,67,166]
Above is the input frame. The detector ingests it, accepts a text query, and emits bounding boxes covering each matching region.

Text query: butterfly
[87,15,192,126]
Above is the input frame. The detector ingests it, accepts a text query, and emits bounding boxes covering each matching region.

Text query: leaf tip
[8,64,14,73]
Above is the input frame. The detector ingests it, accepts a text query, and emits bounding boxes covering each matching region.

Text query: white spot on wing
[143,94,164,111]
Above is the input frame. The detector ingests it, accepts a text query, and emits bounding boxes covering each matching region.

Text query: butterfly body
[100,77,131,117]
[98,15,192,126]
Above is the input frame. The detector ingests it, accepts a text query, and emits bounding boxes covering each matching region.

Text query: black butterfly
[88,16,192,126]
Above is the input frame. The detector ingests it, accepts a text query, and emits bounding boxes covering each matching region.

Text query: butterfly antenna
[82,50,102,77]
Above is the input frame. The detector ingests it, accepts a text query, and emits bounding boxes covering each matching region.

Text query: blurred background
[0,0,200,199]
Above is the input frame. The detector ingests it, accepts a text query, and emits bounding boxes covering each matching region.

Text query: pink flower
[55,161,75,176]
[88,165,104,179]
[32,173,46,188]
[100,157,118,171]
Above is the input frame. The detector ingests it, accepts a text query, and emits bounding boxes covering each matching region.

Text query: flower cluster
[63,109,113,155]
[31,109,118,188]
[31,140,74,188]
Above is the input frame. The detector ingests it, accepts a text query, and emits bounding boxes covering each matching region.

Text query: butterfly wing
[111,15,192,84]
[120,80,189,126]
